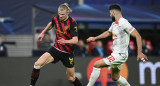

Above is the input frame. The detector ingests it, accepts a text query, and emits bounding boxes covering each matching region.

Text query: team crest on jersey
[112,33,117,39]
[65,25,68,30]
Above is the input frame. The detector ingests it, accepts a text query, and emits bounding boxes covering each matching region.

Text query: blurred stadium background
[0,0,160,86]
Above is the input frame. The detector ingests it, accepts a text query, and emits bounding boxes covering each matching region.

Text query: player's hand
[37,33,44,41]
[137,52,148,62]
[86,37,96,42]
[58,38,68,44]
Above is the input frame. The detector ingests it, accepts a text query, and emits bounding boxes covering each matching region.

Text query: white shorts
[103,52,128,70]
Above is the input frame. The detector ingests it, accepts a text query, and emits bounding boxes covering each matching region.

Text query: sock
[72,77,82,86]
[30,65,40,86]
[87,67,101,86]
[116,76,130,86]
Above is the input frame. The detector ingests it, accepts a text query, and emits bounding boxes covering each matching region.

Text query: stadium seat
[88,41,96,56]
[129,40,136,55]
[105,40,113,55]
[146,40,153,52]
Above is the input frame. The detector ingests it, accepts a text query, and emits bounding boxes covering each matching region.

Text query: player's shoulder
[119,17,130,26]
[110,22,115,26]
[69,16,76,23]
[52,15,58,19]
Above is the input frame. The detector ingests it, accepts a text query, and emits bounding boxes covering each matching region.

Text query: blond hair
[58,3,72,13]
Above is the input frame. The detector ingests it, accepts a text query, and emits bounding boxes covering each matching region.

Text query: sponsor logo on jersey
[112,33,117,39]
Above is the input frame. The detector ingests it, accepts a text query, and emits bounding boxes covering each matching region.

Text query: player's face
[109,10,115,22]
[58,9,69,21]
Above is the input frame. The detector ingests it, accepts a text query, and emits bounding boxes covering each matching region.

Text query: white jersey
[108,17,135,54]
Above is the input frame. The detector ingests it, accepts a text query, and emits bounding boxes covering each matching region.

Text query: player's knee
[94,61,101,68]
[68,76,75,82]
[34,61,42,67]
[112,76,119,81]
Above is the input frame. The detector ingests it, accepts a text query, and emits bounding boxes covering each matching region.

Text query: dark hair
[109,4,121,12]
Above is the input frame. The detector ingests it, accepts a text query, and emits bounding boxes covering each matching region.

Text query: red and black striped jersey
[51,15,78,53]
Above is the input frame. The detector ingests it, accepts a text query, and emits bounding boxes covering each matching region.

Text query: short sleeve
[123,21,135,34]
[70,20,78,37]
[108,23,113,32]
[51,16,55,26]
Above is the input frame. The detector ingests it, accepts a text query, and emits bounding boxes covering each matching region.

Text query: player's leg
[61,52,82,86]
[30,52,54,86]
[111,68,130,86]
[66,67,82,86]
[87,59,109,86]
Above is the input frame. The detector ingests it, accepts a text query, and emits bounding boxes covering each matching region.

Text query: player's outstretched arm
[86,30,112,42]
[131,29,148,62]
[38,22,53,41]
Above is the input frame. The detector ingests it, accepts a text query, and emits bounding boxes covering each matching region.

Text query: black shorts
[48,47,74,68]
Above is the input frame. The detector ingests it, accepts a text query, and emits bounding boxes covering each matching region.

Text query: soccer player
[30,3,82,86]
[86,4,148,86]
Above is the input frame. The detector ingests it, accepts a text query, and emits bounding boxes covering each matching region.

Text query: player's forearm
[66,37,78,44]
[131,29,143,54]
[136,34,142,54]
[95,31,111,40]
[41,22,53,34]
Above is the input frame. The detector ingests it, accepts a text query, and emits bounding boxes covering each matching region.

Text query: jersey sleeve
[70,20,78,37]
[123,20,135,34]
[108,23,113,32]
[51,16,55,26]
